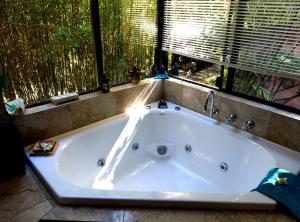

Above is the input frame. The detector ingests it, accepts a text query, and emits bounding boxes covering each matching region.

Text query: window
[233,70,300,110]
[163,0,231,64]
[229,0,300,78]
[1,0,157,105]
[169,53,222,88]
[99,0,157,85]
[1,0,299,112]
[229,0,300,111]
[0,1,98,105]
[162,0,300,112]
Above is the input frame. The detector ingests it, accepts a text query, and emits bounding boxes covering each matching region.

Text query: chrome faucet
[225,113,237,125]
[204,90,218,118]
[242,120,255,132]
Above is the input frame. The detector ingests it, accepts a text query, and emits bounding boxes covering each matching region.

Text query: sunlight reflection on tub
[92,80,160,190]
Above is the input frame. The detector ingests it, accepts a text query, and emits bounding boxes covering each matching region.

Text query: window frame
[90,0,108,90]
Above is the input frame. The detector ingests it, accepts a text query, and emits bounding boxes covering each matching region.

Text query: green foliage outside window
[0,0,157,105]
[0,0,98,105]
[99,0,157,84]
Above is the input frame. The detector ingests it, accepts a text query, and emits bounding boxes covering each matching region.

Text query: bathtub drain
[97,158,105,167]
[157,145,167,155]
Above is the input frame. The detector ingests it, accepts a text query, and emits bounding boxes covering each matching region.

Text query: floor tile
[123,208,297,222]
[41,206,124,222]
[10,200,53,222]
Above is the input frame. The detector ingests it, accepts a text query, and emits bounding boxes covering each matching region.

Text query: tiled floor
[0,166,297,222]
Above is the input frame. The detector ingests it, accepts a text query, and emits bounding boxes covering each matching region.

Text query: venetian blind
[162,0,232,64]
[163,0,300,78]
[230,0,300,78]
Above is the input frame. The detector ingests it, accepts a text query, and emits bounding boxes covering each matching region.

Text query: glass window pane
[233,70,300,111]
[169,53,222,88]
[0,1,98,105]
[163,0,231,65]
[99,0,157,85]
[231,0,300,78]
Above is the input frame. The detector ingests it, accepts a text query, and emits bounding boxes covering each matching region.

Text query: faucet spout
[204,90,218,118]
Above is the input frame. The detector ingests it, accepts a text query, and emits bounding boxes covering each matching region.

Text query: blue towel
[252,168,300,220]
[154,73,169,79]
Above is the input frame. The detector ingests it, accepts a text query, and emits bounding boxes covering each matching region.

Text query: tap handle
[225,113,237,124]
[242,120,255,131]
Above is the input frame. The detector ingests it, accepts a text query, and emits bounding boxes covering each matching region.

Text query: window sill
[22,79,154,116]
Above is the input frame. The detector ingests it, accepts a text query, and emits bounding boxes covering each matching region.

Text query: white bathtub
[27,101,300,209]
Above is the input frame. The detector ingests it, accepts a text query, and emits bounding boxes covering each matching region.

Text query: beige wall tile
[163,78,300,152]
[182,84,221,116]
[163,79,184,105]
[145,79,163,104]
[15,77,300,152]
[266,113,300,152]
[164,79,221,117]
[219,96,271,138]
[16,80,162,145]
[15,106,73,145]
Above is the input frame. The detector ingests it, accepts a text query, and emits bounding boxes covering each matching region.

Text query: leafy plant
[252,83,273,102]
[1,0,156,105]
[0,0,98,105]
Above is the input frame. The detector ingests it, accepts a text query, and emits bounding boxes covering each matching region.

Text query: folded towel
[252,168,300,220]
[5,98,25,116]
[154,73,169,79]
[154,65,169,79]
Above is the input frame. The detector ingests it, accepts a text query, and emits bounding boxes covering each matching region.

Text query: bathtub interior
[57,104,275,194]
[57,116,129,188]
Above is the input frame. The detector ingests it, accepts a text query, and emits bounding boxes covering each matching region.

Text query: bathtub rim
[27,158,275,210]
[25,101,300,209]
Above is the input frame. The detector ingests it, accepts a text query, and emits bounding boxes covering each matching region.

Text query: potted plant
[129,66,141,84]
[0,50,26,182]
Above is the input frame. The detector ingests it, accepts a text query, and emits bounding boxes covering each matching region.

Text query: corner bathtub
[27,102,300,209]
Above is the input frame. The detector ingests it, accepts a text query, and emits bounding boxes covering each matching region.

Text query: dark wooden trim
[225,67,235,92]
[155,0,167,68]
[226,90,300,115]
[90,0,110,92]
[170,75,219,90]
